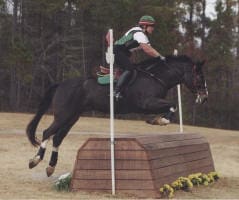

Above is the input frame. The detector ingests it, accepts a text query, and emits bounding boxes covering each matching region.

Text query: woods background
[0,0,238,130]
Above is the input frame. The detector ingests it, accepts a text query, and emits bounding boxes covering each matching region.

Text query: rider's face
[146,25,155,34]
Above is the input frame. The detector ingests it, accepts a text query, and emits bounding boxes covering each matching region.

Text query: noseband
[192,65,207,93]
[192,65,208,104]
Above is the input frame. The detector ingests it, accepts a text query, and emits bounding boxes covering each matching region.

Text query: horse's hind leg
[46,115,80,177]
[29,121,59,169]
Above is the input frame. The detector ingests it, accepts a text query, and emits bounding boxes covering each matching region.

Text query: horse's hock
[70,133,215,198]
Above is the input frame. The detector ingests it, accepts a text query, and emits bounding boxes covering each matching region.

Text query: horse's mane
[165,55,194,64]
[138,54,194,69]
[136,54,195,82]
[138,54,194,73]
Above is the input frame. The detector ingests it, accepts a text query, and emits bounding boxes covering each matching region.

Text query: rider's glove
[160,56,166,61]
[156,55,166,61]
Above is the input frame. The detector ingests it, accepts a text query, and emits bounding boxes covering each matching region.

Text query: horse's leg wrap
[46,149,58,177]
[37,147,46,160]
[163,106,177,121]
[29,140,49,169]
[49,151,58,167]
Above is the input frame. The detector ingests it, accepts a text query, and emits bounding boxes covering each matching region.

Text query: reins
[135,57,201,91]
[136,66,167,88]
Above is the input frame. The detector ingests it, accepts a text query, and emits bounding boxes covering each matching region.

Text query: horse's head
[183,60,208,104]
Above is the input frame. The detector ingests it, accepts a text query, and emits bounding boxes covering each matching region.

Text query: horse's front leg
[139,97,177,125]
[29,139,49,169]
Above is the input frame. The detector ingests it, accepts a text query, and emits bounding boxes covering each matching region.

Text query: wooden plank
[112,189,160,198]
[73,169,152,180]
[75,159,150,170]
[148,143,209,159]
[143,138,208,150]
[150,150,212,169]
[137,133,203,145]
[83,140,143,150]
[71,179,155,190]
[77,150,147,160]
[70,188,160,198]
[152,157,214,178]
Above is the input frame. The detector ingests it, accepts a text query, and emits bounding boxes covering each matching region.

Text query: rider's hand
[160,56,166,61]
[156,55,166,61]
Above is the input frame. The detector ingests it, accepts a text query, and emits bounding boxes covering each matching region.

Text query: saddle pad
[97,74,110,85]
[97,74,118,85]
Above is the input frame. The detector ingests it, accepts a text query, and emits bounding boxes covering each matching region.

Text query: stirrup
[114,91,123,101]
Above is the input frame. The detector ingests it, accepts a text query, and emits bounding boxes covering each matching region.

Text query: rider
[113,15,165,100]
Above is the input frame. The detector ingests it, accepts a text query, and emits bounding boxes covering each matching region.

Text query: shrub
[54,172,72,192]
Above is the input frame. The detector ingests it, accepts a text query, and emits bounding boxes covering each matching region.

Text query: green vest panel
[115,30,142,50]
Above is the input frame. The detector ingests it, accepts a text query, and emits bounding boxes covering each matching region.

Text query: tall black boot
[114,70,131,100]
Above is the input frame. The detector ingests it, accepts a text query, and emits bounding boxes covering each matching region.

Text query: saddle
[97,66,122,85]
[97,60,164,85]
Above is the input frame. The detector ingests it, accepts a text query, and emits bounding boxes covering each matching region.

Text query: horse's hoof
[146,117,158,125]
[46,166,55,177]
[29,156,41,169]
[146,117,170,125]
[156,117,170,125]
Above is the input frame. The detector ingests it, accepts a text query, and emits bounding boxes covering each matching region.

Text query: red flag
[105,31,110,47]
[105,31,113,47]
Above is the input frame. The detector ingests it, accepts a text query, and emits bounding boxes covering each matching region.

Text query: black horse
[26,55,208,176]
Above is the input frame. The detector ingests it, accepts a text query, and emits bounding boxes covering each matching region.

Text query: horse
[26,55,208,177]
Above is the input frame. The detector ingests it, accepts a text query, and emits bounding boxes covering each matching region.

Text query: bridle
[192,65,208,91]
[191,64,209,103]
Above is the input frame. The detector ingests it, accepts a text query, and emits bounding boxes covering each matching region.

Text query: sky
[6,0,218,17]
[205,0,217,19]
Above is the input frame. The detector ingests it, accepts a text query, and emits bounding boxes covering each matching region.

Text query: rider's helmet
[138,15,155,26]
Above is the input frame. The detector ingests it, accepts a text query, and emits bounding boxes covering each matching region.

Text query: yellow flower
[160,184,174,198]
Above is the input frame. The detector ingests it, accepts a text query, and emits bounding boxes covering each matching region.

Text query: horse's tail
[26,84,59,147]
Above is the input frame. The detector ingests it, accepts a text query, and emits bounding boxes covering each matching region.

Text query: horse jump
[70,133,215,198]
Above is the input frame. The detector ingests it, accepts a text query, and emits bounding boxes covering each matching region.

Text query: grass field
[0,112,238,199]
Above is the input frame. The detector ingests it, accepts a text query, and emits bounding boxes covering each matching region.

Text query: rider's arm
[140,43,165,59]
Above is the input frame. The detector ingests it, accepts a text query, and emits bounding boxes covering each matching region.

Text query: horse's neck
[160,63,184,89]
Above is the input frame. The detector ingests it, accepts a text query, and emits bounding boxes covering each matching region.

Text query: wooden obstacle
[70,133,215,198]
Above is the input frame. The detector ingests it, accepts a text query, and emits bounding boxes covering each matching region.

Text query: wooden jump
[70,133,215,198]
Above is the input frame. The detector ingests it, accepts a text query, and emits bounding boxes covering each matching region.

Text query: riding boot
[114,70,131,100]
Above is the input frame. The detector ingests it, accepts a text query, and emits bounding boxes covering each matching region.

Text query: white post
[108,29,116,195]
[174,49,183,133]
[177,84,183,133]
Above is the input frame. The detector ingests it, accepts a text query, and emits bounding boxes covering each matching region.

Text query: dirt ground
[0,112,239,199]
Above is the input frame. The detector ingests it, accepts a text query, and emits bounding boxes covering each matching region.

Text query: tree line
[0,0,238,130]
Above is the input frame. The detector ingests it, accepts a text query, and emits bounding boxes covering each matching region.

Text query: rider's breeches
[113,46,134,93]
[114,45,133,71]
